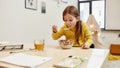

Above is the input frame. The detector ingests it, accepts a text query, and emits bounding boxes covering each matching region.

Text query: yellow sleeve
[52,25,65,40]
[82,22,93,46]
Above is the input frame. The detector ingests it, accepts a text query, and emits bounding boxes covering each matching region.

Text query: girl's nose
[66,21,70,24]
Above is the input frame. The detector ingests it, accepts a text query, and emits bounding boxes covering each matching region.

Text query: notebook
[0,53,52,68]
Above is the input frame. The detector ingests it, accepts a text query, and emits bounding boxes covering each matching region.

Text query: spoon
[64,28,70,30]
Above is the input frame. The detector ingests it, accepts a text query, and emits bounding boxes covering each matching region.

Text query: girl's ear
[76,16,80,21]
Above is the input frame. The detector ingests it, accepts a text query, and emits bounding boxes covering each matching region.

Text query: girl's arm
[52,26,65,40]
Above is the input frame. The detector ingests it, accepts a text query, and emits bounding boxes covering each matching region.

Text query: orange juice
[34,43,44,50]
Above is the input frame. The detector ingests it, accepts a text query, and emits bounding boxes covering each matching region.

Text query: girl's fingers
[52,25,57,33]
[82,44,89,49]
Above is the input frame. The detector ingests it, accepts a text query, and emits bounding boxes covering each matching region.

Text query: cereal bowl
[59,40,73,49]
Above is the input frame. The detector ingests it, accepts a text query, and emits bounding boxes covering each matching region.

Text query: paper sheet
[0,53,52,68]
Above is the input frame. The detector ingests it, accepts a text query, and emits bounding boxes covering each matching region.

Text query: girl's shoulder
[81,21,90,30]
[81,21,87,26]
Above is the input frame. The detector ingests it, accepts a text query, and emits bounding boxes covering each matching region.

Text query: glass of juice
[34,39,45,51]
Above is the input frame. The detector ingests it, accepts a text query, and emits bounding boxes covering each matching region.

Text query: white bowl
[59,40,73,49]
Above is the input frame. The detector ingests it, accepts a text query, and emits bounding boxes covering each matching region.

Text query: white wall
[0,0,77,45]
[101,31,120,48]
[106,0,120,30]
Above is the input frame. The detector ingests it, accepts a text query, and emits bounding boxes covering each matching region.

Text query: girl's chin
[69,26,74,29]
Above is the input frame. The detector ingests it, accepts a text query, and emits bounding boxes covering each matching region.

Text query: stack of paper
[0,53,52,68]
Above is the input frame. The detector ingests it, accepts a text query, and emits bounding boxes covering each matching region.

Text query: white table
[0,44,109,68]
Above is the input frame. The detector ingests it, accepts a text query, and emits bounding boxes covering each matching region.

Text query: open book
[53,56,88,68]
[0,53,52,68]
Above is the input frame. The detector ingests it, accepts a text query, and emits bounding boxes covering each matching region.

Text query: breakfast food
[59,40,73,49]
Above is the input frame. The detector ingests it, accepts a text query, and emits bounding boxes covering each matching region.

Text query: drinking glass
[34,39,45,51]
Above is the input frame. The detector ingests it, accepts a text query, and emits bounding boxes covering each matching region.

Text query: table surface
[0,43,109,68]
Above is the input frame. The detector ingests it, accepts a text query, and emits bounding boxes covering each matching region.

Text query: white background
[0,0,77,45]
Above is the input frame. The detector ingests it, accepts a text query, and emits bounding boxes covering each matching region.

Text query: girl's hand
[52,25,57,33]
[82,44,90,49]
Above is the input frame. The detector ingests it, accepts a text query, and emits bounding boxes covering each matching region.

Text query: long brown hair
[63,6,82,44]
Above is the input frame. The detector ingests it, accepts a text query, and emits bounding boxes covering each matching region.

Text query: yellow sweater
[52,22,93,47]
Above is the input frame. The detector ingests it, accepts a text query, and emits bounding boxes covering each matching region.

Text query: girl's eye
[69,19,73,22]
[64,19,73,22]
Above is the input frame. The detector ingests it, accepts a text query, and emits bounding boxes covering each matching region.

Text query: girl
[52,6,93,49]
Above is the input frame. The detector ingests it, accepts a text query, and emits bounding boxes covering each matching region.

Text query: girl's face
[63,13,78,29]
